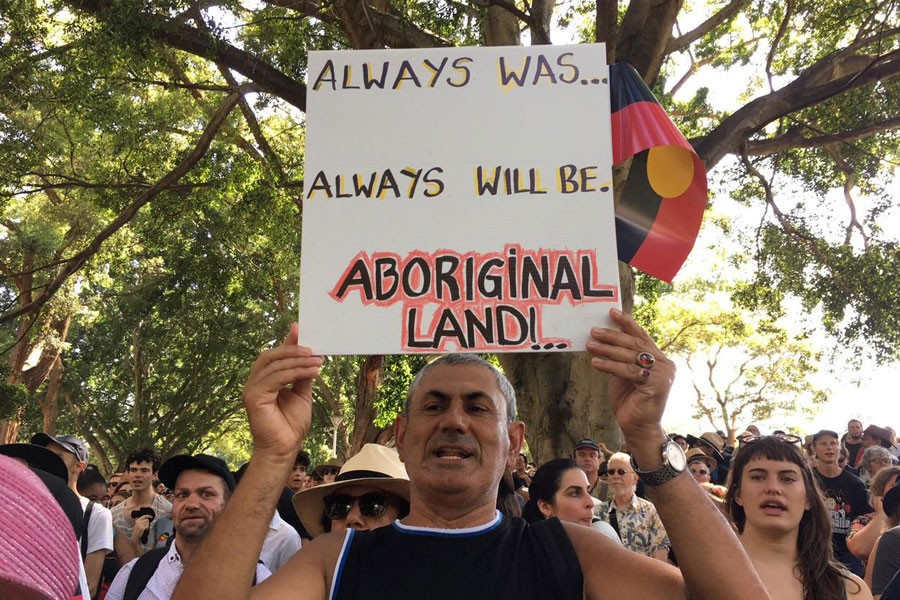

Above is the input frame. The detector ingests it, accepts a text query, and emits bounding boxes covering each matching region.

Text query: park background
[1,0,898,470]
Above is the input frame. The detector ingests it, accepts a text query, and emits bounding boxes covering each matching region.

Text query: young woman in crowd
[521,458,619,542]
[293,444,410,537]
[726,435,871,600]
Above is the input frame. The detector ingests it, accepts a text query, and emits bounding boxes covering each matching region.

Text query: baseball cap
[30,433,89,463]
[812,429,840,444]
[574,438,600,452]
[159,454,236,491]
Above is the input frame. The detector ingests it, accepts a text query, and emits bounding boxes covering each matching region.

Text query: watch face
[665,441,687,471]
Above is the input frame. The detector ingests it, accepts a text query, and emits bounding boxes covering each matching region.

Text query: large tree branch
[64,0,308,110]
[666,0,751,54]
[698,50,900,168]
[744,116,900,156]
[0,88,247,326]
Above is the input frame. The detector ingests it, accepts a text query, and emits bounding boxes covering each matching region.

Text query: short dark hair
[76,464,106,495]
[125,448,162,472]
[294,450,311,468]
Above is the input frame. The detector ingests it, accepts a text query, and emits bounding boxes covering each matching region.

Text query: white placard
[299,44,621,354]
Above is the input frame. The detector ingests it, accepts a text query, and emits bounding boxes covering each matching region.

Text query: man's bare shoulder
[250,530,347,600]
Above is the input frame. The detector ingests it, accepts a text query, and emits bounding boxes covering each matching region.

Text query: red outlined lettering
[330,245,618,351]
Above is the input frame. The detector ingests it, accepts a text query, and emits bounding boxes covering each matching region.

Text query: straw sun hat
[293,444,410,538]
[0,454,79,600]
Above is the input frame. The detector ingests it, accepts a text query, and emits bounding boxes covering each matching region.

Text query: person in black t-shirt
[813,429,873,577]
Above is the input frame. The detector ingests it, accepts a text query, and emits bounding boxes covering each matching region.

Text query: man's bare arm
[172,324,323,600]
[587,309,771,600]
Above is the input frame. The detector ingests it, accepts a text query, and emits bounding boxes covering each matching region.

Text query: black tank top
[331,512,584,600]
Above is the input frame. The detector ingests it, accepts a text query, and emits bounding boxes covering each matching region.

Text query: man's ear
[506,421,526,469]
[394,414,408,463]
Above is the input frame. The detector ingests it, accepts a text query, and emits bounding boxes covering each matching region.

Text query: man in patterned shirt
[597,452,670,560]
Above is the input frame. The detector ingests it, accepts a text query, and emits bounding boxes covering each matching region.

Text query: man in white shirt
[32,432,114,599]
[106,454,270,600]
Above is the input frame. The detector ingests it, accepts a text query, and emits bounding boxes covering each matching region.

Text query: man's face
[515,454,526,471]
[395,363,524,506]
[108,473,123,495]
[606,458,637,498]
[848,421,863,438]
[574,448,600,479]
[46,441,83,484]
[172,469,228,542]
[287,463,307,492]
[128,461,155,492]
[813,435,840,464]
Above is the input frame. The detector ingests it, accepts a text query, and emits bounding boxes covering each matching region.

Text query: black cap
[0,443,70,482]
[574,438,600,452]
[159,454,236,491]
[31,433,89,463]
[812,429,840,444]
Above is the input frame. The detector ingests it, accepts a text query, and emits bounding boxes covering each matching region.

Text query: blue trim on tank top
[329,528,356,600]
[391,510,503,537]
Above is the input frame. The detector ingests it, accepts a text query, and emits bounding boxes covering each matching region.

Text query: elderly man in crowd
[596,451,669,560]
[172,310,770,600]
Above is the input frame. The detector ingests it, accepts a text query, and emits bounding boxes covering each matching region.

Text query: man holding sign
[171,310,769,600]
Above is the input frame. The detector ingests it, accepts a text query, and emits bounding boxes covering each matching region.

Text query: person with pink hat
[0,454,80,600]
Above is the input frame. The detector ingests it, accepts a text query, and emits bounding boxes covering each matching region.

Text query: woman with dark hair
[522,458,619,542]
[726,435,871,600]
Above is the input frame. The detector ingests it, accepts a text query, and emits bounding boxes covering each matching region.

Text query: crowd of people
[3,311,900,600]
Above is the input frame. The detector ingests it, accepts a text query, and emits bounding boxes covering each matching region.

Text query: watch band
[630,440,686,487]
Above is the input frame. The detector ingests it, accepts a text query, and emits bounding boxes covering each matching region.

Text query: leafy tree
[653,275,827,444]
[1,0,897,462]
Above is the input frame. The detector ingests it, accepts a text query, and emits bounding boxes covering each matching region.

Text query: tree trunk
[349,354,387,454]
[500,263,634,462]
[0,417,21,444]
[39,355,63,435]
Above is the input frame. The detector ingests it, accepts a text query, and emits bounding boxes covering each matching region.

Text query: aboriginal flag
[610,63,707,283]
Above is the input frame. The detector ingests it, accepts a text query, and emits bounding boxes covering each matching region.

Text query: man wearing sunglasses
[293,443,410,537]
[173,311,771,600]
[596,452,670,561]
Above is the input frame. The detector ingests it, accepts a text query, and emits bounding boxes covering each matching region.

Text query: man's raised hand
[585,309,675,441]
[243,323,323,459]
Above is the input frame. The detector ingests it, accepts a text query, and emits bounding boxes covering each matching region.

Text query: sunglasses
[324,492,393,521]
[606,468,633,476]
[690,467,710,475]
[321,468,340,476]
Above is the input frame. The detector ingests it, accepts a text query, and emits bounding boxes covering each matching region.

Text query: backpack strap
[81,500,95,560]
[122,547,168,600]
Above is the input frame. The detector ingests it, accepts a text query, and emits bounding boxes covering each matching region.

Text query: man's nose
[438,401,468,432]
[345,502,366,530]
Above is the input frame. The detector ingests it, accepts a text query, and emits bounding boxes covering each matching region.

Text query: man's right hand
[131,515,152,546]
[243,323,323,459]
